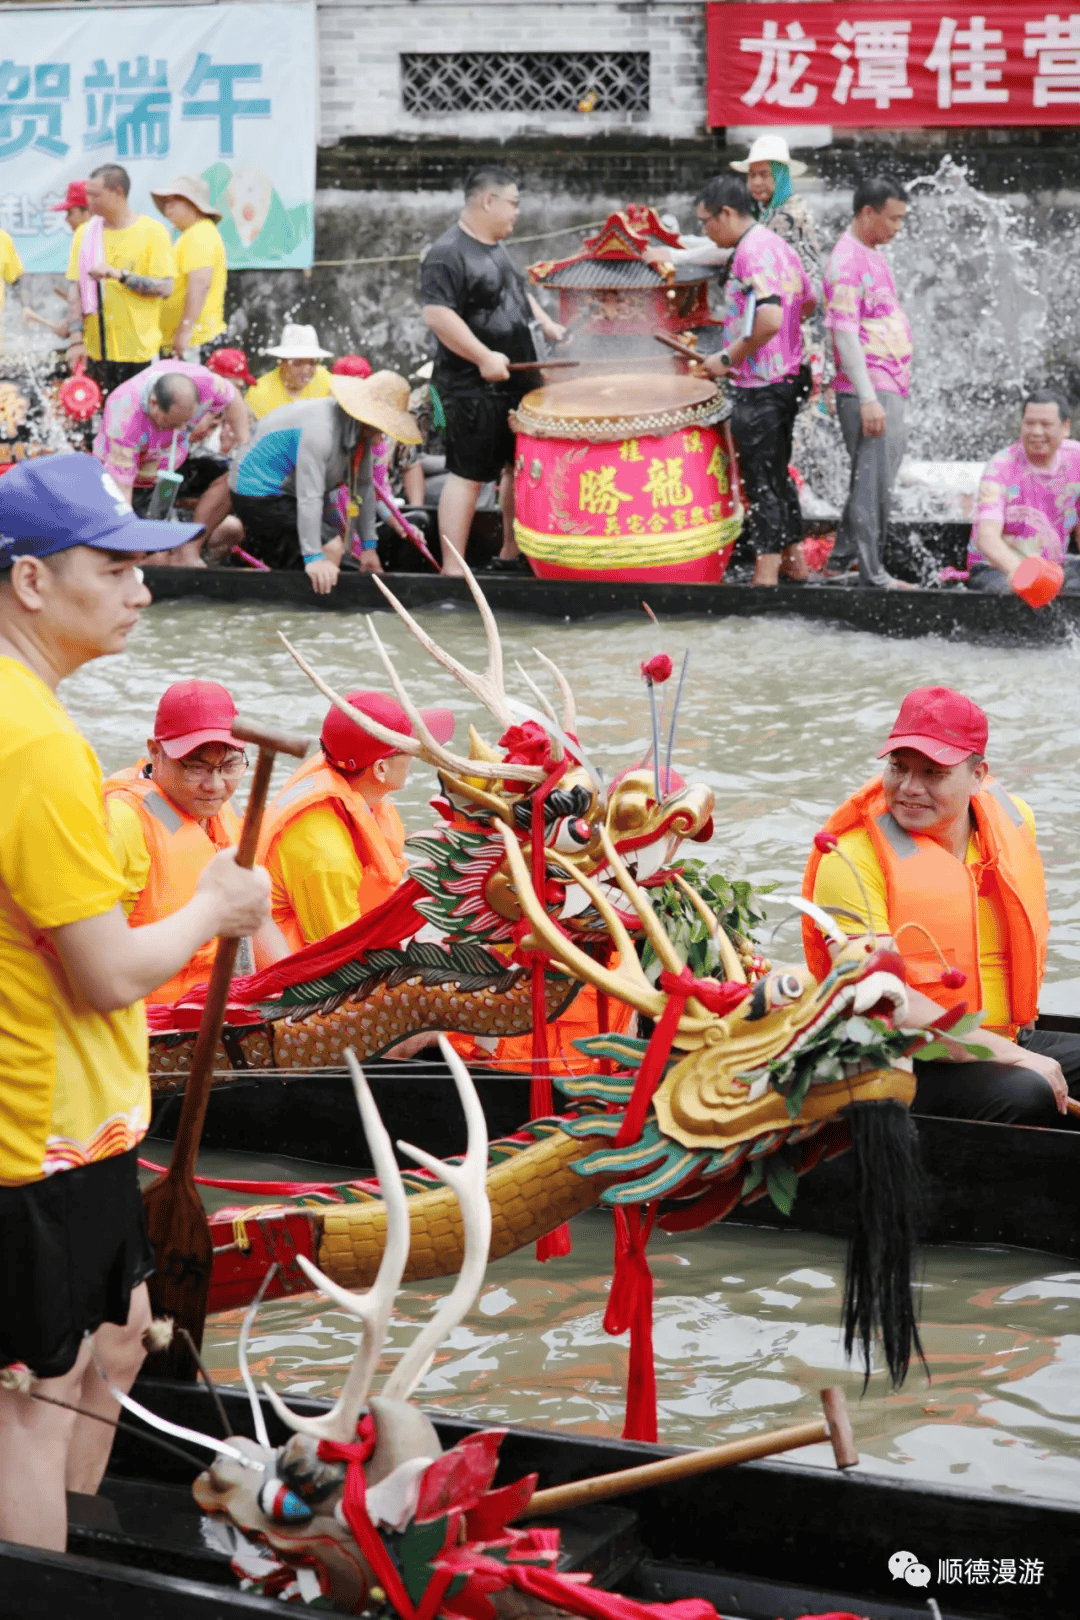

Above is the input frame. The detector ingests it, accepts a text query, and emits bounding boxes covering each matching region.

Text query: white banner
[0,3,317,273]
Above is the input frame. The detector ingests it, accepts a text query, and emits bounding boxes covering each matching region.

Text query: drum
[511,372,742,584]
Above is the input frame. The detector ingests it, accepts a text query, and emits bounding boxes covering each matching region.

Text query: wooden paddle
[515,1387,857,1519]
[142,718,308,1379]
[1067,1098,1080,1119]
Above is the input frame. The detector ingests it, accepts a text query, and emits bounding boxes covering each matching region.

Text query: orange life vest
[102,763,242,1005]
[256,753,408,952]
[801,776,1049,1034]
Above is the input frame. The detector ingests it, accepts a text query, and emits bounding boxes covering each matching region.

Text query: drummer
[802,685,1080,1128]
[0,455,269,1552]
[256,690,454,951]
[420,166,565,575]
[699,175,816,587]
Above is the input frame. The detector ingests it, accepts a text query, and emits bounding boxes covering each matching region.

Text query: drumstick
[653,331,701,361]
[506,359,581,372]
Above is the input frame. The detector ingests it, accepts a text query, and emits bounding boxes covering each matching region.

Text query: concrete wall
[317,1,708,146]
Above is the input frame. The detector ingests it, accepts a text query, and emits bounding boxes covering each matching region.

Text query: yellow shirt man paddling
[0,455,270,1553]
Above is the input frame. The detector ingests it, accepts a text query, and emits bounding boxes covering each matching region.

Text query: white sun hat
[264,323,332,359]
[729,134,808,177]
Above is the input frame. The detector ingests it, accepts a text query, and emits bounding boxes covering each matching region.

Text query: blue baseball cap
[0,452,204,563]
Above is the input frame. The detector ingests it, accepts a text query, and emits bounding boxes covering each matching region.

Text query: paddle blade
[142,1171,213,1380]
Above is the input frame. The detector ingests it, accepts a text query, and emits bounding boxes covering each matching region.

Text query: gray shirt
[229,397,374,557]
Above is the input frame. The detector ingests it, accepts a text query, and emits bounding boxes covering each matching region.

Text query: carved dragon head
[499,825,925,1386]
[281,544,714,948]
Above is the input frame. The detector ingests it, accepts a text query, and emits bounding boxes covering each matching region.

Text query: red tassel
[528,760,570,1262]
[604,1206,658,1442]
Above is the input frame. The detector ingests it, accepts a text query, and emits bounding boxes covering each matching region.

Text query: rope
[309,219,607,269]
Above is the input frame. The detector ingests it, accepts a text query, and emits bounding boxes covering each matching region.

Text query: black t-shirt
[420,224,536,397]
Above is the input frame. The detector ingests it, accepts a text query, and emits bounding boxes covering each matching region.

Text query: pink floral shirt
[968,438,1080,568]
[824,231,912,399]
[94,360,236,488]
[724,223,812,389]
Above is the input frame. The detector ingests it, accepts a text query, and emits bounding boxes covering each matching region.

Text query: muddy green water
[70,600,1080,1497]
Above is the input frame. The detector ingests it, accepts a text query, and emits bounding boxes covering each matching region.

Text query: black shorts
[0,1148,154,1379]
[229,491,304,569]
[87,359,151,401]
[442,390,516,485]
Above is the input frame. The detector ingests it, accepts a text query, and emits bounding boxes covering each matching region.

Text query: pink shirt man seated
[93,359,247,504]
[967,390,1080,593]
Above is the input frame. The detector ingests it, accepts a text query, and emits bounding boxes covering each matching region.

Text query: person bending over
[967,390,1080,594]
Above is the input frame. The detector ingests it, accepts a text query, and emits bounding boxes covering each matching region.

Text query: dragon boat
[139,559,1080,647]
[20,1052,1077,1620]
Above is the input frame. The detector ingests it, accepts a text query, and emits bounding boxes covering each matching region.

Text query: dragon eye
[259,1478,313,1523]
[550,815,592,852]
[771,972,802,1004]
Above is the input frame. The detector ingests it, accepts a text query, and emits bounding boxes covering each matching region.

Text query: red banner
[707,3,1080,126]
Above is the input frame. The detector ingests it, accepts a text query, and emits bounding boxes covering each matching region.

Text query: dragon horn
[496,823,665,1021]
[381,1037,491,1402]
[532,647,577,735]
[279,633,545,785]
[671,872,748,985]
[514,661,559,728]
[262,1051,411,1442]
[371,545,512,727]
[596,824,688,979]
[541,846,665,1004]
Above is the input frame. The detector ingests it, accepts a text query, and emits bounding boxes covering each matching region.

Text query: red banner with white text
[707,3,1080,126]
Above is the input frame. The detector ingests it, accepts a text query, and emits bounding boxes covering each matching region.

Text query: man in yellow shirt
[0,454,270,1552]
[246,323,334,419]
[151,174,228,360]
[804,686,1080,1128]
[257,689,453,951]
[65,162,176,398]
[105,680,288,1001]
[0,227,23,334]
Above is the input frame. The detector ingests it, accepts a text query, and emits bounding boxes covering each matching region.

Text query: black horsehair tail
[842,1099,928,1389]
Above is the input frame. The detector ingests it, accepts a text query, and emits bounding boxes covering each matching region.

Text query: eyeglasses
[175,752,248,781]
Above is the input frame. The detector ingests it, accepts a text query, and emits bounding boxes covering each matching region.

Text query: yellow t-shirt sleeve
[275,806,365,944]
[1,232,22,283]
[1,735,124,929]
[105,797,153,917]
[246,371,279,419]
[812,828,889,935]
[66,225,83,281]
[177,220,217,272]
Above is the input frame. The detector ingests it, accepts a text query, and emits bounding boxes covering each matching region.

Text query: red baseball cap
[321,690,454,772]
[50,180,88,211]
[206,347,256,388]
[332,355,373,378]
[877,686,988,766]
[153,681,242,760]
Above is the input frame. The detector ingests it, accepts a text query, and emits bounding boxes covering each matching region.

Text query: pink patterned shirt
[824,231,912,399]
[94,360,236,488]
[724,223,812,389]
[968,438,1080,568]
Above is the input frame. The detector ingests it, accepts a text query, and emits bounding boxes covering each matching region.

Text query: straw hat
[729,134,807,177]
[330,370,421,444]
[150,173,223,221]
[264,323,332,360]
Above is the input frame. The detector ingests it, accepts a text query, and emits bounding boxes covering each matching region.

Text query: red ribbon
[525,758,572,1263]
[318,1423,420,1620]
[606,968,750,1439]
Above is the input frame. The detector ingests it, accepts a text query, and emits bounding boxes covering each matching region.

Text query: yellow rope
[309,219,606,269]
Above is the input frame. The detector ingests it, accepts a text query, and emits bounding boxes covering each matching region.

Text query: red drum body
[511,373,741,583]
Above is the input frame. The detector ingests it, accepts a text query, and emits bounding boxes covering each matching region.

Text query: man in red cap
[0,455,270,1553]
[103,681,289,1002]
[257,690,453,952]
[49,180,91,235]
[803,686,1080,1127]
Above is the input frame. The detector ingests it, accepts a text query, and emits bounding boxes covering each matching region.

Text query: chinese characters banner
[707,3,1080,127]
[2,4,316,273]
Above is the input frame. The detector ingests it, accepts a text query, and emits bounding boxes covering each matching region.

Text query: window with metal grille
[400,52,650,116]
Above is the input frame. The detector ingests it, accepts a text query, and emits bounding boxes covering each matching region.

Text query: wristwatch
[118,269,130,286]
[718,349,733,368]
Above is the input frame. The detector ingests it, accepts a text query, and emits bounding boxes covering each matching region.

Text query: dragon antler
[261,1038,490,1437]
[279,633,546,785]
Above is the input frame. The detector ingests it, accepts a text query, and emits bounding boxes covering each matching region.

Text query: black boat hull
[141,563,1080,646]
[3,1379,1069,1619]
